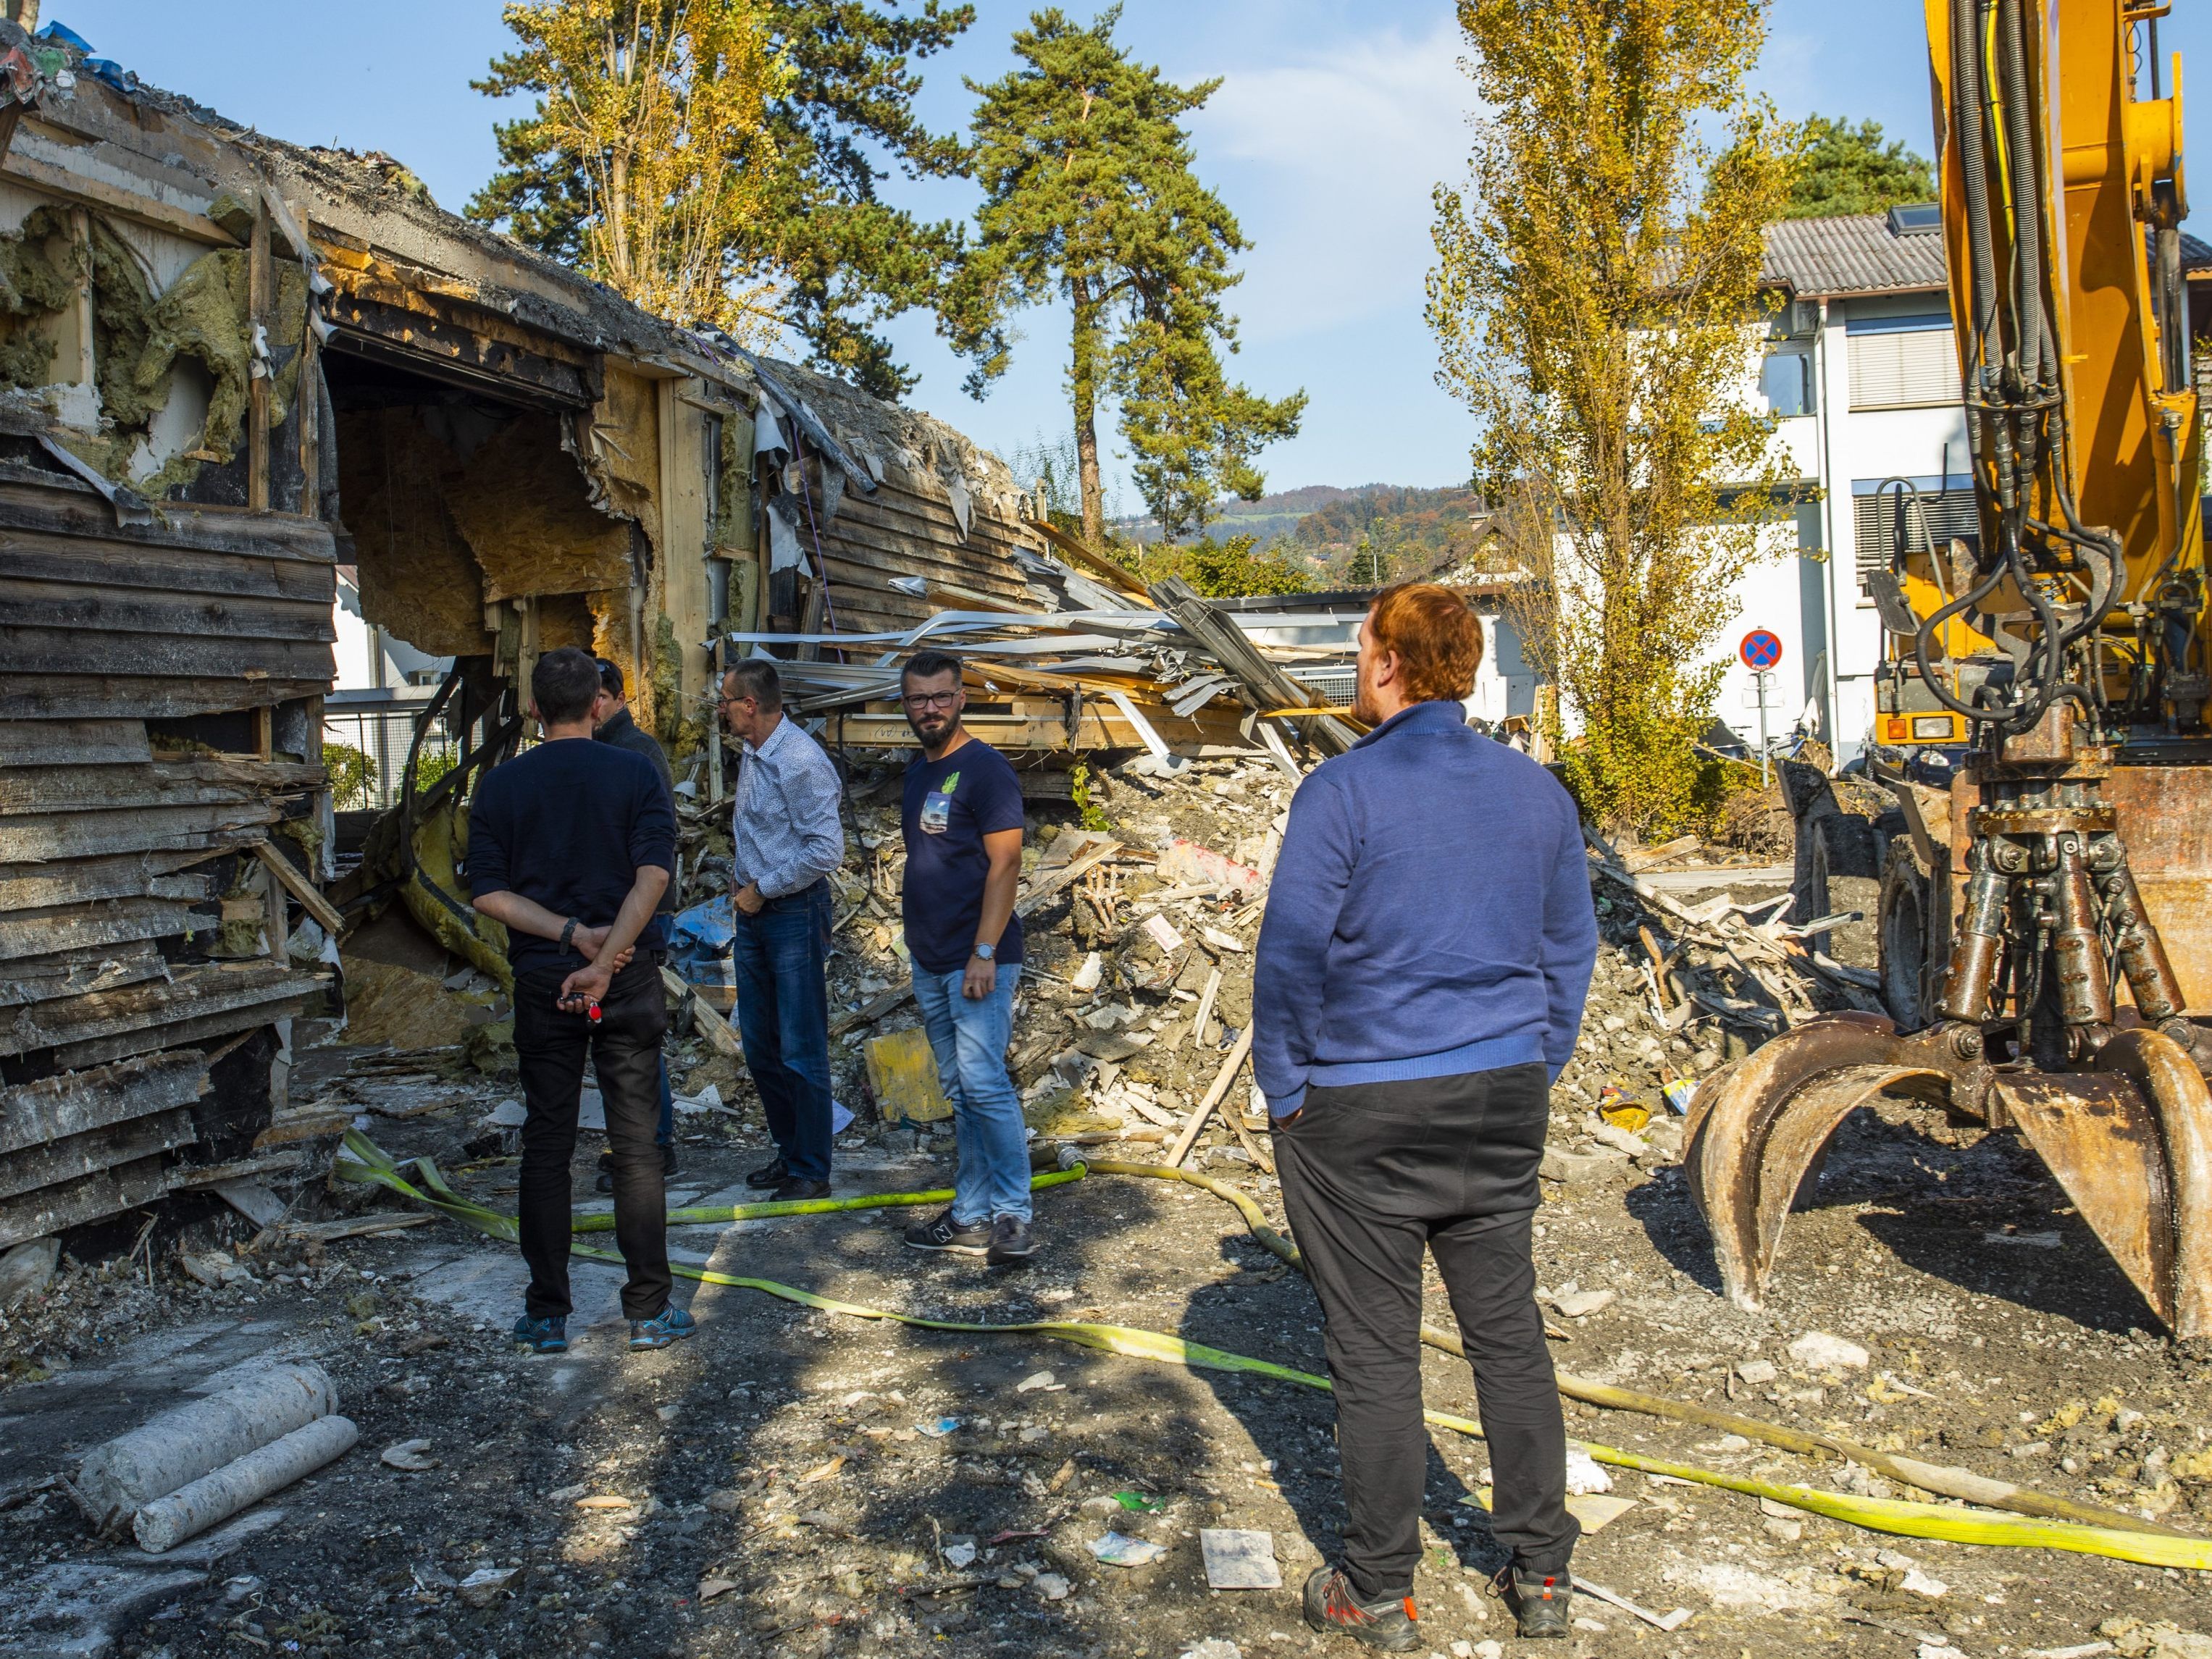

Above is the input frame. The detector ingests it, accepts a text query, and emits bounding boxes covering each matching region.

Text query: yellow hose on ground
[332,1134,2212,1570]
[1082,1159,2192,1539]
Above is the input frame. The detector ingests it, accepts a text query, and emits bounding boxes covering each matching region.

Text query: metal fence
[322,703,459,812]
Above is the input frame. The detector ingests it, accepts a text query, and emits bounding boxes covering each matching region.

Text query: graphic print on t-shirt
[919,770,960,835]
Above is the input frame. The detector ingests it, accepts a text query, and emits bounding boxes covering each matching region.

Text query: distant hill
[1115,482,1491,583]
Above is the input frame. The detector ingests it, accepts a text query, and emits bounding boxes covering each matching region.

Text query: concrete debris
[2103,1621,2212,1659]
[0,1235,59,1311]
[1789,1332,1872,1371]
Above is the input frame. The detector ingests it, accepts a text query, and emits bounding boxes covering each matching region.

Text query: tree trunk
[1071,277,1104,545]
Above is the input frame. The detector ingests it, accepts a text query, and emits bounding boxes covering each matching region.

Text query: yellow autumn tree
[1428,0,1801,833]
[477,0,788,337]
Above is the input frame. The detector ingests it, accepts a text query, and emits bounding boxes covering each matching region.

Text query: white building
[325,566,452,810]
[1698,205,1971,765]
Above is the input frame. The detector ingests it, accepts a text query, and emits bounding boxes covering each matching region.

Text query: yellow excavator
[1686,0,2212,1337]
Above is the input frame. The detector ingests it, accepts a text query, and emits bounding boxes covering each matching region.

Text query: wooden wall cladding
[0,476,335,1247]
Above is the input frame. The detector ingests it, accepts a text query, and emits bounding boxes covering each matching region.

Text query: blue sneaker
[514,1314,568,1354]
[628,1304,697,1351]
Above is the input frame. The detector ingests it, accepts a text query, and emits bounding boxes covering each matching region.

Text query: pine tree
[1783,115,1934,219]
[953,7,1304,545]
[469,0,977,398]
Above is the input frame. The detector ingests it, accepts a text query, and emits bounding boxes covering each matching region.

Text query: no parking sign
[1739,629,1783,672]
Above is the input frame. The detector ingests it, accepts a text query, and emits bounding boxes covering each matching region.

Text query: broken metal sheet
[768,506,804,574]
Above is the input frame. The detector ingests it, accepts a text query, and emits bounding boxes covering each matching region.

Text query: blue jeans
[729,881,834,1183]
[912,965,1029,1225]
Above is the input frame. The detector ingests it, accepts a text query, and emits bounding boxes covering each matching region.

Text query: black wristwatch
[560,917,579,952]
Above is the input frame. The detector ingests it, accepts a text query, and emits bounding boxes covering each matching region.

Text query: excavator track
[1685,1014,2212,1337]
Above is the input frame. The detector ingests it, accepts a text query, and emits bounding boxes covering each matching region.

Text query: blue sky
[52,1,2212,509]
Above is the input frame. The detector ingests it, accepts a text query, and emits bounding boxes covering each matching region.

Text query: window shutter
[1848,329,1958,409]
[1851,488,1981,602]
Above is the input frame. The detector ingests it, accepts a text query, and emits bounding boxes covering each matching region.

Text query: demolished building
[0,22,1106,1251]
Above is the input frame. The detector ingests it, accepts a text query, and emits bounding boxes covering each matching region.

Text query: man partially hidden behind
[591,656,679,1189]
[894,649,1036,1265]
[1255,585,1597,1646]
[719,658,846,1202]
[469,647,694,1356]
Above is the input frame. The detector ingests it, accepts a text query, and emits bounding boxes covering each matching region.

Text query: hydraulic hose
[1998,0,2043,390]
[1953,0,2001,371]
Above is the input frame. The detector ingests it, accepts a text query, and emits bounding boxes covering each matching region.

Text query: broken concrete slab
[0,1509,285,1659]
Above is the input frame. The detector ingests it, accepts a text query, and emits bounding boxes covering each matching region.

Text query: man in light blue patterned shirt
[719,659,847,1201]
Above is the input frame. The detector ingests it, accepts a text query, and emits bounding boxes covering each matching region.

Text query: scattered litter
[1016,1370,1059,1393]
[1572,1575,1695,1632]
[916,1417,961,1437]
[698,1575,738,1603]
[1200,1528,1281,1589]
[942,1540,978,1569]
[1113,1490,1164,1513]
[1089,1532,1167,1567]
[865,1028,954,1125]
[1564,1447,1613,1495]
[1034,1571,1071,1601]
[575,1495,633,1511]
[1071,952,1104,992]
[1181,1642,1242,1659]
[1788,1331,1870,1371]
[797,1455,845,1483]
[1200,926,1247,954]
[378,1440,439,1472]
[1142,915,1186,954]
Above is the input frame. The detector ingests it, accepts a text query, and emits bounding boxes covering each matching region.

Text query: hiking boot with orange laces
[1302,1565,1420,1652]
[1490,1563,1573,1639]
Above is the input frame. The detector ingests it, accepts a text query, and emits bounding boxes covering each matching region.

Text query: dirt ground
[7,756,2212,1659]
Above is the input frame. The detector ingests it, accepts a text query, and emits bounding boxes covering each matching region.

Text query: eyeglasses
[902,691,959,710]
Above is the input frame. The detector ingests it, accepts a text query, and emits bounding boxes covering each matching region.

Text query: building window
[1761,350,1815,417]
[1847,318,1958,409]
[1851,482,1979,605]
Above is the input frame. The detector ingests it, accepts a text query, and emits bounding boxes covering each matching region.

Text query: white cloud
[1188,15,1479,343]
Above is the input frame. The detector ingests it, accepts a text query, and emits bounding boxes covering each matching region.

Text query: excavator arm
[1688,0,2212,1339]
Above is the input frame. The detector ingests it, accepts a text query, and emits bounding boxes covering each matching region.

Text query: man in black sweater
[592,658,679,1188]
[469,647,690,1356]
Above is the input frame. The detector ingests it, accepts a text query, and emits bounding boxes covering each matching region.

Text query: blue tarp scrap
[667,895,735,985]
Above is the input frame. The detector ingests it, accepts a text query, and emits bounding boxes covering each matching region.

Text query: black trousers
[1275,1062,1577,1600]
[514,955,670,1322]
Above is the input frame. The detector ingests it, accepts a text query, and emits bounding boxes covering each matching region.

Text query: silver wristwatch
[971,941,996,962]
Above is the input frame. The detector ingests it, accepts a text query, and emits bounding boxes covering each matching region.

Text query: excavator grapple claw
[1684,1014,1986,1314]
[1685,1015,2212,1337]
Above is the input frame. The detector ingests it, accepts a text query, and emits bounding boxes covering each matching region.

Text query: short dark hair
[596,657,624,699]
[901,648,963,689]
[533,647,603,724]
[723,658,783,713]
